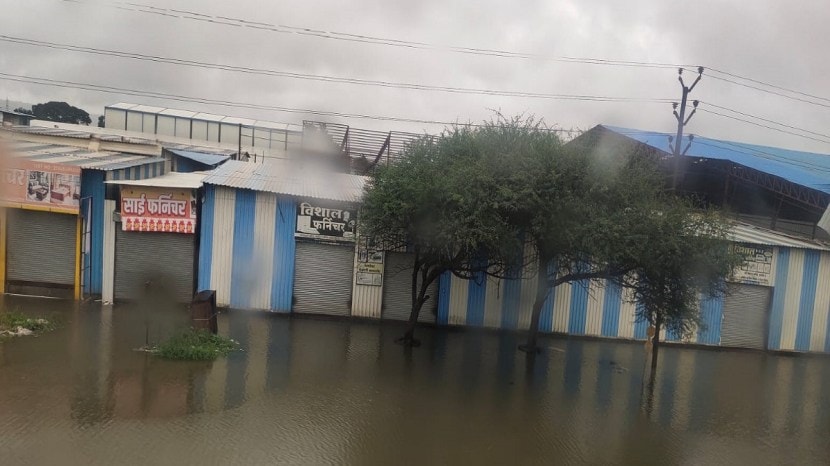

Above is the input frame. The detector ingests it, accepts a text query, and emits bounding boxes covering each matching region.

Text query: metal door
[114,229,195,302]
[382,252,437,323]
[721,284,772,349]
[293,241,353,316]
[6,209,76,286]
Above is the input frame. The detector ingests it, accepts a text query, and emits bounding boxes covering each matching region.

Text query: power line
[698,108,830,145]
[705,73,830,110]
[0,35,673,104]
[0,72,591,131]
[50,0,686,70]
[701,102,830,141]
[707,67,830,104]
[48,0,830,109]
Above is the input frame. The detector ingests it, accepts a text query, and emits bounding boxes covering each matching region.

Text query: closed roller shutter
[382,252,437,323]
[293,241,353,316]
[721,284,771,350]
[114,229,194,303]
[6,209,76,286]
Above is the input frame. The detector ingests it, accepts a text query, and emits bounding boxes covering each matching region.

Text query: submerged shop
[436,223,830,355]
[103,173,204,303]
[193,159,438,324]
[197,160,370,313]
[0,139,166,299]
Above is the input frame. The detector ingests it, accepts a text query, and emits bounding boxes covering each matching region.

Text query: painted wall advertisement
[732,244,774,286]
[355,236,384,286]
[120,186,196,234]
[296,201,356,239]
[1,158,81,212]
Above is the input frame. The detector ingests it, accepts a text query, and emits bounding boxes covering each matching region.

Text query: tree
[360,129,522,346]
[26,101,92,125]
[98,115,105,128]
[463,117,658,352]
[13,107,33,116]
[624,202,743,372]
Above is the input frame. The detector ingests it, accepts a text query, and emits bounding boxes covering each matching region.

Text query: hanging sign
[296,200,356,239]
[732,244,774,286]
[120,186,196,234]
[1,158,81,212]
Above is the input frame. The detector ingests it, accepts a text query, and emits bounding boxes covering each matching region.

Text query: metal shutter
[6,209,76,285]
[114,229,195,303]
[382,252,437,323]
[293,241,353,316]
[721,284,771,350]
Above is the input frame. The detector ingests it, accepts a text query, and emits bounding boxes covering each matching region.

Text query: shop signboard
[355,236,384,286]
[1,158,81,212]
[296,200,356,239]
[120,186,196,234]
[732,244,774,286]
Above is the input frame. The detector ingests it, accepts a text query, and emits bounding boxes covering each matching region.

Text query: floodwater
[1,296,828,465]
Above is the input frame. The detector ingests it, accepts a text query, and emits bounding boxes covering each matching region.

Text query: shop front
[105,175,202,303]
[292,200,356,316]
[1,156,81,298]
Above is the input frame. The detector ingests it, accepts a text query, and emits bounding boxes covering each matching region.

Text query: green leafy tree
[624,203,743,371]
[360,129,522,346]
[97,115,105,128]
[27,101,92,125]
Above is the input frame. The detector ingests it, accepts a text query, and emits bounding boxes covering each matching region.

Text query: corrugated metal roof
[159,108,198,118]
[106,171,207,188]
[5,124,159,145]
[731,221,830,251]
[203,160,368,203]
[3,140,164,171]
[107,102,137,110]
[168,149,230,166]
[602,125,830,195]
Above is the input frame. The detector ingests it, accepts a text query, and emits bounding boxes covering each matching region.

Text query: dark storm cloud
[0,0,827,152]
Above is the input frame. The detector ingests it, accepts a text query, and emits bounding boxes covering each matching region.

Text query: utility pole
[669,66,704,191]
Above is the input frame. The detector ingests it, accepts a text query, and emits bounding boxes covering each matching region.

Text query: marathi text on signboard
[296,201,356,239]
[120,186,196,234]
[732,244,774,286]
[1,158,81,212]
[355,236,384,286]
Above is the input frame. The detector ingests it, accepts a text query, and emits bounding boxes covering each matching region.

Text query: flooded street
[0,296,828,465]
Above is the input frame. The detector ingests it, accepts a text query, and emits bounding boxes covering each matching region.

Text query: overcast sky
[1,0,828,152]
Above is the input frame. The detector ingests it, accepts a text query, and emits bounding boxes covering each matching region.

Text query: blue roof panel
[168,149,230,167]
[602,125,830,195]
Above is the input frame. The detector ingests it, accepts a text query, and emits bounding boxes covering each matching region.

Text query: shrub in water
[155,328,238,361]
[0,311,54,337]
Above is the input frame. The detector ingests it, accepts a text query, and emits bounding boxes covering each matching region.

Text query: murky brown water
[1,295,829,465]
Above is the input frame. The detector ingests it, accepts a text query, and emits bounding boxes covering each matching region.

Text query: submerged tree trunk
[651,313,663,373]
[397,255,438,347]
[519,264,551,353]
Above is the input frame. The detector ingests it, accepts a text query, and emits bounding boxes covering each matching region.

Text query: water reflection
[0,295,829,464]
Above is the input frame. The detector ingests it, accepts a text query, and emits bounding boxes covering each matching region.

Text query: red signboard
[120,186,196,234]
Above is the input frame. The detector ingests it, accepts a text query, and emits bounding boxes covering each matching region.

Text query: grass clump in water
[0,311,54,337]
[155,328,238,361]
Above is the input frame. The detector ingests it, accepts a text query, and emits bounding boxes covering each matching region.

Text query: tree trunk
[519,265,551,353]
[397,261,436,347]
[651,313,663,373]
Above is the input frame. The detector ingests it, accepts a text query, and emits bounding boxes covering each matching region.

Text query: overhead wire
[0,72,592,131]
[0,35,673,104]
[48,0,830,108]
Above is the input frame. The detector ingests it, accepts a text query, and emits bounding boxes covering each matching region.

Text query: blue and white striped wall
[437,273,720,345]
[766,248,830,352]
[435,245,830,354]
[198,185,296,311]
